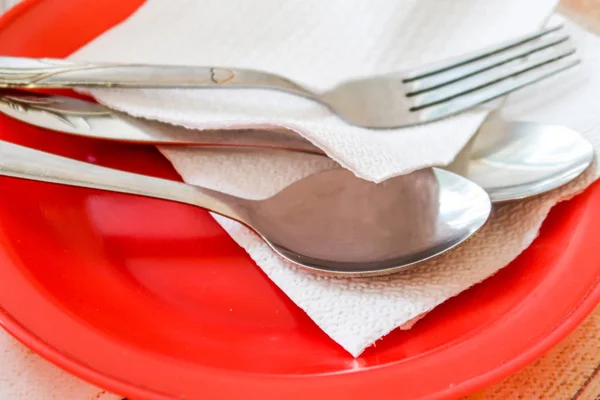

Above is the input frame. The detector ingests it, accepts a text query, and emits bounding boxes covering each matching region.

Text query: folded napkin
[71,0,600,356]
[70,0,560,183]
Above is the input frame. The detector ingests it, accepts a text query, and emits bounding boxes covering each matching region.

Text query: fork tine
[409,42,576,110]
[404,30,570,95]
[414,54,579,122]
[402,24,564,82]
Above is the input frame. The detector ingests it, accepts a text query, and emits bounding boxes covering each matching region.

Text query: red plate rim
[0,1,599,399]
[1,274,597,400]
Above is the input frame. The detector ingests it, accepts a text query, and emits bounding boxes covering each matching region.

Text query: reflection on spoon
[252,168,442,267]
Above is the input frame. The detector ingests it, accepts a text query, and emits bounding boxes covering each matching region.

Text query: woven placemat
[465,305,600,400]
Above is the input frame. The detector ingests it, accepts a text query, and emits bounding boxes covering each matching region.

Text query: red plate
[0,1,599,399]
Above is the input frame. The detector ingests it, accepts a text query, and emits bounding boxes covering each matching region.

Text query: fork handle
[0,56,314,96]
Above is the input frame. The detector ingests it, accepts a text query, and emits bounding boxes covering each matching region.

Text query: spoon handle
[0,140,245,220]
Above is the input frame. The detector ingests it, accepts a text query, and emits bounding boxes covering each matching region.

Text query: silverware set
[0,24,593,276]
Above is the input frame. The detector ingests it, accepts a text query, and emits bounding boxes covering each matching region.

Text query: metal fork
[0,24,579,128]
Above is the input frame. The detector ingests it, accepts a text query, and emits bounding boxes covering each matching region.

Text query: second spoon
[0,90,594,203]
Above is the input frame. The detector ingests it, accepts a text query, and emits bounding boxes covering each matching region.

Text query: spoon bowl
[250,167,490,275]
[447,118,595,202]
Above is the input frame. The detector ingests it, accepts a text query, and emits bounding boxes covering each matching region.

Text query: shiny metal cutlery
[0,139,491,276]
[1,90,593,203]
[0,24,579,128]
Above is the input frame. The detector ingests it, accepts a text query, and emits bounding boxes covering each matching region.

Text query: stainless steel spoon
[447,118,595,203]
[0,90,593,203]
[0,139,491,277]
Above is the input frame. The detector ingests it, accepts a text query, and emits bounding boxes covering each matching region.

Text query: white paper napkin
[70,0,562,183]
[70,0,600,357]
